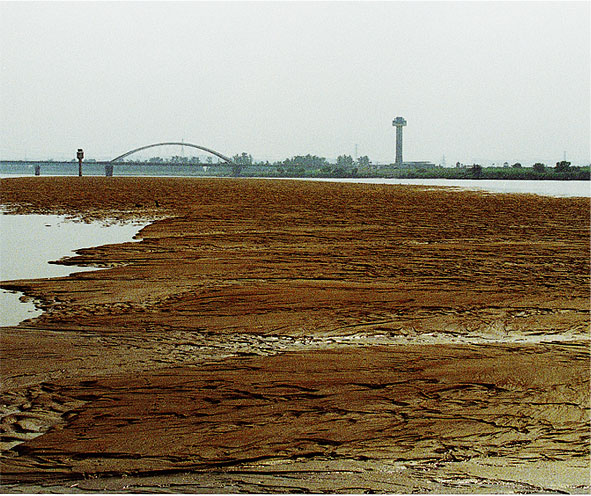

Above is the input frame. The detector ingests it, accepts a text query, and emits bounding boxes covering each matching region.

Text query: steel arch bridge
[110,142,234,164]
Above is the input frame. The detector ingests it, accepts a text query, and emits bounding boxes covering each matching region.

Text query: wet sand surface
[0,177,589,493]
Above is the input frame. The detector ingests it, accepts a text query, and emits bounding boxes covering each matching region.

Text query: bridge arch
[110,142,233,164]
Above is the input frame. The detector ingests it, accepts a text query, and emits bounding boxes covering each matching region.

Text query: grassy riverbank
[255,164,591,180]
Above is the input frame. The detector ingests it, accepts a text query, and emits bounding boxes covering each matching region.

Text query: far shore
[1,160,590,182]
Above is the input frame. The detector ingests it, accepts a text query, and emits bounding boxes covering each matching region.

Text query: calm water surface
[287,178,590,197]
[0,214,147,326]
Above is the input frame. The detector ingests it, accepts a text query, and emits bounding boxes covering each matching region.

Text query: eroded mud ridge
[1,177,589,493]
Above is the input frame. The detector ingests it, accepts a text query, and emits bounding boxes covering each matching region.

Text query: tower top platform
[392,117,407,127]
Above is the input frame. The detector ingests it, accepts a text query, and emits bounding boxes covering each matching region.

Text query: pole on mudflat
[77,148,84,176]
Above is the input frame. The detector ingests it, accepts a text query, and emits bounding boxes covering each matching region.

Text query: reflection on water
[0,214,147,326]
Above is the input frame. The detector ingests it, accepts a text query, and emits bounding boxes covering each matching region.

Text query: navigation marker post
[77,148,84,177]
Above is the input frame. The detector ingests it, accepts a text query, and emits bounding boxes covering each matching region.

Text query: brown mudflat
[1,177,589,493]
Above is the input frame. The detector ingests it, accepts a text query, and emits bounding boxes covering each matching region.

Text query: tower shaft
[392,116,407,166]
[395,126,403,165]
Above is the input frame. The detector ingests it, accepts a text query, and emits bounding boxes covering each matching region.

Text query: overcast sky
[1,1,589,165]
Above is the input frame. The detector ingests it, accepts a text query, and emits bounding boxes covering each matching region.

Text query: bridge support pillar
[231,164,242,177]
[105,164,114,177]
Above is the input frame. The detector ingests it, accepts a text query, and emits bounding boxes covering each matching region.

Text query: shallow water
[0,214,147,326]
[282,177,591,197]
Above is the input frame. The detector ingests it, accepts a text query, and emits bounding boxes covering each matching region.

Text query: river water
[279,177,590,197]
[0,215,147,326]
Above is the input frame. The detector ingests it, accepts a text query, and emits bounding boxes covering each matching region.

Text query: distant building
[394,161,437,169]
[390,117,435,169]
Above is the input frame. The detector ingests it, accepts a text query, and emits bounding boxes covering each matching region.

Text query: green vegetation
[364,162,590,181]
[113,154,590,180]
[232,152,253,166]
[244,157,590,180]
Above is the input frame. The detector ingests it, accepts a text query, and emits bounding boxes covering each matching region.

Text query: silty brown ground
[0,177,589,493]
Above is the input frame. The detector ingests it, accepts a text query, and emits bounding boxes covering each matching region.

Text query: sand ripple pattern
[1,177,589,492]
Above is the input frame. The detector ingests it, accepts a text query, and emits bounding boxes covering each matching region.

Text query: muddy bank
[2,178,588,339]
[1,177,589,492]
[2,344,589,493]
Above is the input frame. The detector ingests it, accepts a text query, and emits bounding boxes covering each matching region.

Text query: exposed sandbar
[1,177,589,493]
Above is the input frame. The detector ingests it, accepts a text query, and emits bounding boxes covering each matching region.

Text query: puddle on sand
[0,214,148,326]
[0,291,43,324]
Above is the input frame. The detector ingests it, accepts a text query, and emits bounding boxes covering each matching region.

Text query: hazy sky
[1,1,589,165]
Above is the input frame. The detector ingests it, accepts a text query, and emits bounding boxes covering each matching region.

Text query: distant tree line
[268,156,589,180]
[119,154,590,180]
[139,155,222,164]
[272,154,374,178]
[402,161,589,180]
